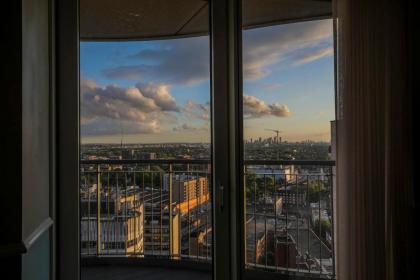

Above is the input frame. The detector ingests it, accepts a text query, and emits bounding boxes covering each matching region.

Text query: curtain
[335,0,413,279]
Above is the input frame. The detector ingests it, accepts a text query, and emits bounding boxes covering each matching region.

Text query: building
[246,165,295,184]
[278,188,307,208]
[80,192,144,255]
[80,213,143,255]
[275,197,283,217]
[142,191,180,257]
[170,175,209,204]
[274,231,299,269]
[121,149,133,160]
[310,201,330,224]
[246,217,268,265]
[189,228,212,259]
[136,152,157,160]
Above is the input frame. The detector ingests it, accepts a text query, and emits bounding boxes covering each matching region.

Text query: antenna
[120,127,123,148]
[265,128,282,160]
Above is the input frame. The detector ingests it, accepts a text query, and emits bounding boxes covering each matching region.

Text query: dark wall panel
[22,0,51,240]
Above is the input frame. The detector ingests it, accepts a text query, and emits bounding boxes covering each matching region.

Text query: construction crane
[265,129,281,144]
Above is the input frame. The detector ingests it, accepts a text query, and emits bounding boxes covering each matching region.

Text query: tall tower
[120,127,124,160]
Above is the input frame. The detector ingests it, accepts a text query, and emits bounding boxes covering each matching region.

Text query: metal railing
[80,159,335,278]
[243,161,335,279]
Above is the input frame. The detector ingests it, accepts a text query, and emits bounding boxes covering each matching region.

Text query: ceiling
[80,0,332,41]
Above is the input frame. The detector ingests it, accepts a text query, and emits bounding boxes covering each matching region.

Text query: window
[58,1,335,279]
[79,0,213,276]
[241,1,336,278]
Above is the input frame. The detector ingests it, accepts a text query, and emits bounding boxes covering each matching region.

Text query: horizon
[80,139,331,145]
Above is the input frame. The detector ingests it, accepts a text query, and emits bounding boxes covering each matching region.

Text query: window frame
[56,1,335,280]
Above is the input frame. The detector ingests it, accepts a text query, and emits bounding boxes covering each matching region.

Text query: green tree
[245,173,275,201]
[307,180,325,202]
[313,218,331,239]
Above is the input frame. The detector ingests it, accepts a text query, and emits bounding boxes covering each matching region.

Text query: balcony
[80,159,335,279]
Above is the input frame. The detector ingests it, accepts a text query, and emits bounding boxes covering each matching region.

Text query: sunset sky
[80,19,335,144]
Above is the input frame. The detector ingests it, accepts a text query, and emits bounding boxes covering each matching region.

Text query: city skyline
[81,19,334,144]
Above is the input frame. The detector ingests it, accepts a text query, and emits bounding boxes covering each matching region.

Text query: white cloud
[243,19,333,80]
[81,79,178,136]
[136,83,179,111]
[243,94,292,118]
[183,100,210,120]
[81,81,293,136]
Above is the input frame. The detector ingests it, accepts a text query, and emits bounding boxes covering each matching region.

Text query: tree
[313,218,331,239]
[245,172,275,201]
[307,180,325,202]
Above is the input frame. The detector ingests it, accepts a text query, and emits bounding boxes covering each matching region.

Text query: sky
[80,19,335,144]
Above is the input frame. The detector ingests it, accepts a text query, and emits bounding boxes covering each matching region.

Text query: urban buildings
[79,167,213,260]
[80,189,144,255]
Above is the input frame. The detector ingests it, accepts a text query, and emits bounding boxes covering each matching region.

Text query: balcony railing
[80,159,335,279]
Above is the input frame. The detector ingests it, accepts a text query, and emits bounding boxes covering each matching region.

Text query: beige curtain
[335,0,413,279]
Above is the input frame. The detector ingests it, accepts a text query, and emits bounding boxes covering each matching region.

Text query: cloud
[81,119,160,136]
[80,80,293,136]
[182,95,291,121]
[81,79,178,136]
[293,46,333,65]
[103,37,210,85]
[243,94,292,118]
[243,19,333,80]
[102,66,149,81]
[102,19,333,86]
[136,83,179,111]
[261,83,283,90]
[183,100,210,120]
[172,123,208,132]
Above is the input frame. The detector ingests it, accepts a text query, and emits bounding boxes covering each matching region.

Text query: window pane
[242,1,336,278]
[79,1,212,279]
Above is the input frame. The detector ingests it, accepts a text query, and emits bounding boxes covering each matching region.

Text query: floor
[81,265,212,280]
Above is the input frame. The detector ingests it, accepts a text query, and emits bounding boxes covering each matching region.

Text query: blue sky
[80,19,334,143]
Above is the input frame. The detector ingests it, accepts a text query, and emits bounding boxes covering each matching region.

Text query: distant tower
[120,127,124,160]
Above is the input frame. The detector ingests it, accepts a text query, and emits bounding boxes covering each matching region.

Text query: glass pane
[242,1,336,278]
[79,1,212,279]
